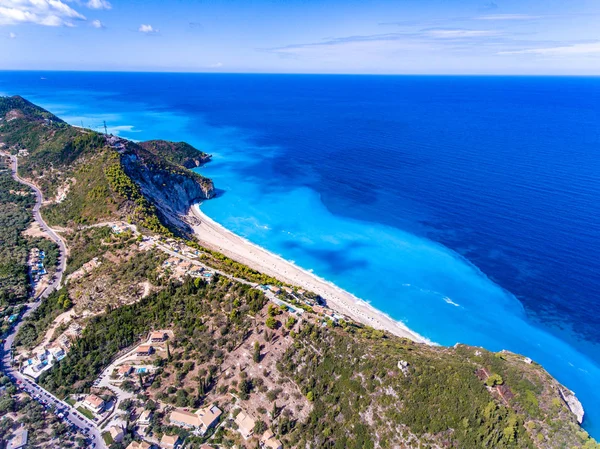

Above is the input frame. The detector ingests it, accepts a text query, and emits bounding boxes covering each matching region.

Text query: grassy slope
[0,96,206,234]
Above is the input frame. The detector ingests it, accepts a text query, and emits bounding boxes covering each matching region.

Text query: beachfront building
[150,331,167,342]
[136,345,154,357]
[235,410,256,440]
[127,441,152,449]
[269,285,282,294]
[160,434,180,449]
[83,394,105,414]
[261,430,283,449]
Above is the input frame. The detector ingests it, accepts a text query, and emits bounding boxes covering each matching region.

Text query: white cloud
[8,31,16,38]
[91,18,103,28]
[0,0,86,27]
[499,41,600,56]
[208,62,223,68]
[86,0,111,10]
[476,14,543,21]
[138,24,158,33]
[424,29,501,39]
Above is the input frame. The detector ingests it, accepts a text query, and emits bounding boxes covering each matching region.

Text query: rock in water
[560,388,585,424]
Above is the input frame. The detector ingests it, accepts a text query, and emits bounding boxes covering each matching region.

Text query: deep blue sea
[1,72,599,437]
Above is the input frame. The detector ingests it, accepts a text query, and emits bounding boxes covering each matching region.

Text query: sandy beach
[189,204,428,343]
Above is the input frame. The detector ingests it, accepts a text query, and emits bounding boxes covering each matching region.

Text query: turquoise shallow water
[1,72,600,438]
[198,133,600,437]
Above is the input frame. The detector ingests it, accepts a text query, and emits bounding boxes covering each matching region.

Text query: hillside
[0,155,59,305]
[0,95,214,236]
[1,96,598,449]
[139,140,212,169]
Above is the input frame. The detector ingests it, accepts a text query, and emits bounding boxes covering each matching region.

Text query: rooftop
[139,409,153,422]
[84,394,104,407]
[235,410,256,438]
[198,404,222,428]
[118,364,132,373]
[160,433,179,445]
[170,409,200,427]
[126,442,151,449]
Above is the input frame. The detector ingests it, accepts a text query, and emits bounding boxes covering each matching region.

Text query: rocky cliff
[121,148,214,216]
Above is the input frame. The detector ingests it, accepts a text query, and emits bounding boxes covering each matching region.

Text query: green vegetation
[43,149,121,227]
[253,341,261,363]
[0,165,35,303]
[486,373,505,387]
[104,153,172,235]
[276,322,593,449]
[0,160,58,305]
[40,276,266,397]
[1,96,210,238]
[63,226,114,276]
[14,287,73,349]
[3,95,598,449]
[101,432,113,445]
[265,316,278,329]
[139,140,211,168]
[199,246,283,285]
[0,95,64,123]
[77,406,95,420]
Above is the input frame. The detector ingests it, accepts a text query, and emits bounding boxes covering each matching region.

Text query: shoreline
[188,203,430,344]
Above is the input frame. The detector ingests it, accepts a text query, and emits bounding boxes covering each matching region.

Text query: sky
[1,0,600,74]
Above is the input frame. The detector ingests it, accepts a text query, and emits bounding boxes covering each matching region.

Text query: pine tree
[271,401,278,420]
[253,341,261,363]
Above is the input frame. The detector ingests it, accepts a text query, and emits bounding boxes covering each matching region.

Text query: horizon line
[1,69,600,77]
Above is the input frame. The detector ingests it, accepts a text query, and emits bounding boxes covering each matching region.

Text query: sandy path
[188,204,428,343]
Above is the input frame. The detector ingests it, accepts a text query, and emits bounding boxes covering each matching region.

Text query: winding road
[0,153,106,448]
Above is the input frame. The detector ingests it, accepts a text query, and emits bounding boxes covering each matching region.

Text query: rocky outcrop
[560,388,585,424]
[138,140,212,169]
[120,150,214,216]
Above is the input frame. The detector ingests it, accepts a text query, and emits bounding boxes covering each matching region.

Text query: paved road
[0,153,106,448]
[6,154,68,281]
[155,241,256,287]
